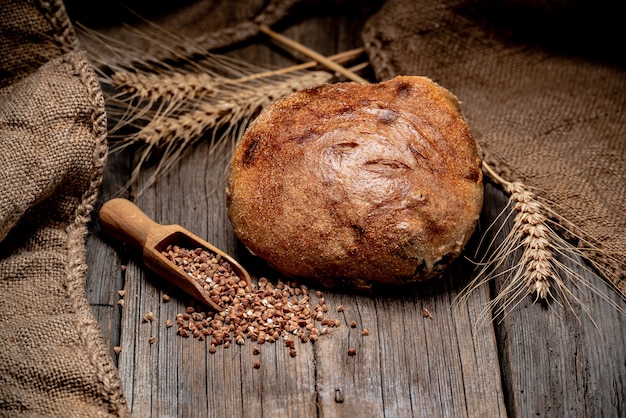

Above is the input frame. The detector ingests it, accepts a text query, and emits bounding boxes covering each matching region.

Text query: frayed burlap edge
[37,0,78,53]
[64,52,130,417]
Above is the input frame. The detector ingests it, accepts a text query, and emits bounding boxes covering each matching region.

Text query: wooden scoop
[98,198,251,312]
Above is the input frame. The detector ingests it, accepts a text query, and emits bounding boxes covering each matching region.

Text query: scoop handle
[99,198,159,252]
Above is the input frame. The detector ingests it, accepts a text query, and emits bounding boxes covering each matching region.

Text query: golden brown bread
[226,76,483,289]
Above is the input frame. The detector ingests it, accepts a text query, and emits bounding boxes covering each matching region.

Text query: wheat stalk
[132,71,332,146]
[108,48,364,105]
[456,161,626,325]
[99,46,365,132]
[120,70,334,196]
[259,25,370,84]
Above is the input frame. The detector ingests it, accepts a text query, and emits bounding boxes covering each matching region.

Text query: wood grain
[85,150,131,366]
[482,184,626,417]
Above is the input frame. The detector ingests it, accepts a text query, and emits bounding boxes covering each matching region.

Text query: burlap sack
[362,0,626,294]
[0,0,128,416]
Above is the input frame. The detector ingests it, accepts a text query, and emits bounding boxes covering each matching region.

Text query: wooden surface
[84,11,626,418]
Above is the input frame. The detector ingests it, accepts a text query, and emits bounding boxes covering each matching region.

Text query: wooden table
[84,10,626,418]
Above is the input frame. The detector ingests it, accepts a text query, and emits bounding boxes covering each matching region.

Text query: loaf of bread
[226,76,483,289]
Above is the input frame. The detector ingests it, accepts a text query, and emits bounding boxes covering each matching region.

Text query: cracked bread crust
[227,76,483,289]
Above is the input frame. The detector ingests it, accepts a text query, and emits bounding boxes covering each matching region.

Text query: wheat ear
[133,71,332,146]
[109,47,364,105]
[456,162,626,325]
[110,70,221,103]
[123,70,334,197]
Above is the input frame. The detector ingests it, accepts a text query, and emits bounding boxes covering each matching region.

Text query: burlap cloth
[362,0,626,294]
[0,0,129,416]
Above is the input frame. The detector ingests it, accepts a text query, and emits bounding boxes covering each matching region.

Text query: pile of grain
[160,245,357,359]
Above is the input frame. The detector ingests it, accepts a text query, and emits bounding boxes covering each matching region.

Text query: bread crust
[227,76,483,288]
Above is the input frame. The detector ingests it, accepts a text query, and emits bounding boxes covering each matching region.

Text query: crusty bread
[226,76,483,289]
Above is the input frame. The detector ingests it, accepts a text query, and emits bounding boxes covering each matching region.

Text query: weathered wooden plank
[115,157,508,418]
[314,256,506,417]
[87,11,507,417]
[86,149,131,365]
[483,183,626,417]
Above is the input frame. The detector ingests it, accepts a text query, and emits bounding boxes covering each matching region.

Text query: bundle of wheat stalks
[84,25,624,324]
[457,163,625,325]
[82,25,365,194]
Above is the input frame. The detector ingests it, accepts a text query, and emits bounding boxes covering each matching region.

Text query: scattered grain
[348,348,356,356]
[113,346,122,355]
[161,244,349,364]
[335,389,344,403]
[350,320,357,328]
[321,318,339,327]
